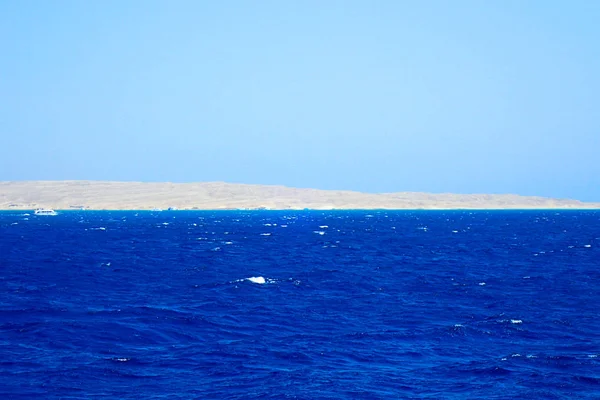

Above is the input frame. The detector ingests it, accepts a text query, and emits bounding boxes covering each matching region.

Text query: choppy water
[1,210,599,399]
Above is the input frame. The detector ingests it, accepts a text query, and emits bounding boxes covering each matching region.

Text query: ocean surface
[1,210,599,399]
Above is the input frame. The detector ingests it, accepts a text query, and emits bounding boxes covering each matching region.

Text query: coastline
[2,180,599,211]
[2,207,600,212]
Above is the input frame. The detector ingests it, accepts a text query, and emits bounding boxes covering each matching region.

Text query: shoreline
[2,180,599,211]
[2,207,600,212]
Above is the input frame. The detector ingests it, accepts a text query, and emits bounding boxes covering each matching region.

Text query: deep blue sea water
[1,210,599,399]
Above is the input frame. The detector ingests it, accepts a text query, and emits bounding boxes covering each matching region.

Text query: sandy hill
[0,181,598,210]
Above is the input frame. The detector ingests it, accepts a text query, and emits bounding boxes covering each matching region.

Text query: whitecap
[314,231,325,235]
[247,276,266,284]
[224,241,233,245]
[511,353,521,357]
[452,230,459,233]
[478,282,486,286]
[260,233,271,236]
[511,319,523,324]
[523,276,531,279]
[280,224,288,228]
[91,227,106,231]
[584,244,592,248]
[319,225,328,229]
[10,222,18,225]
[116,358,130,362]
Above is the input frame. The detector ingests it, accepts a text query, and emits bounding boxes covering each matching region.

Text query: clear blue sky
[1,1,598,200]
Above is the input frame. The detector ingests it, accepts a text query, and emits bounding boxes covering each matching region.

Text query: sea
[0,210,599,399]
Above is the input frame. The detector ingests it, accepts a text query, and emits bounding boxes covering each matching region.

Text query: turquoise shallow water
[1,210,599,399]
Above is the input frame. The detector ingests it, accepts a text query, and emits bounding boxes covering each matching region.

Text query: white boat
[34,208,58,216]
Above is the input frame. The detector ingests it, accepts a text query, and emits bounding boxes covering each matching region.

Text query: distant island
[1,181,599,210]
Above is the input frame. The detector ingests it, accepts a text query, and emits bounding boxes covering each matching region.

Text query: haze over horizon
[1,1,599,200]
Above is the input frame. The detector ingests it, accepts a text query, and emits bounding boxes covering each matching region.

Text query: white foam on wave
[247,276,266,284]
[584,244,592,248]
[260,233,271,236]
[314,231,325,235]
[231,276,278,285]
[511,319,523,324]
[478,282,486,286]
[319,225,328,229]
[452,230,459,233]
[10,222,18,225]
[91,227,106,231]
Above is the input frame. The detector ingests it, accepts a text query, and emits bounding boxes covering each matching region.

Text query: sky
[1,1,599,200]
